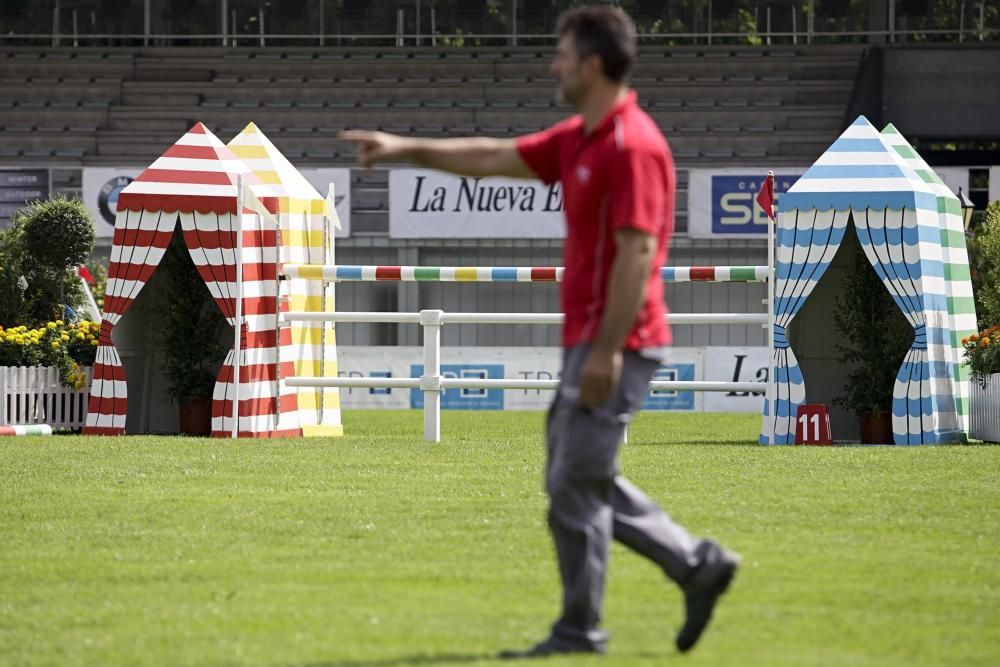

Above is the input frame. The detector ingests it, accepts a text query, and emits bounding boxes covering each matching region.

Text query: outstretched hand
[338,130,409,169]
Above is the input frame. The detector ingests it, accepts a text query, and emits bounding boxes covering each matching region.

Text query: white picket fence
[970,373,1000,443]
[0,366,93,431]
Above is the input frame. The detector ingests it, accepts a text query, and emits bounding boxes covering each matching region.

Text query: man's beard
[557,79,583,108]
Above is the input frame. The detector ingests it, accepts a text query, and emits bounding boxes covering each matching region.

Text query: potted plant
[963,328,1000,442]
[155,230,230,436]
[832,241,913,444]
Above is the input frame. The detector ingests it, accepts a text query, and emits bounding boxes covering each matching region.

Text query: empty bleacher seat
[703,149,734,159]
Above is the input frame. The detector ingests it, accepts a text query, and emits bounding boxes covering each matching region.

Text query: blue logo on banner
[643,364,696,411]
[710,174,799,234]
[368,371,392,395]
[410,364,505,410]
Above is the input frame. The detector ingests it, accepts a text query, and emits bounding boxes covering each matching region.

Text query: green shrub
[0,197,96,327]
[970,200,1000,327]
[833,239,914,418]
[155,230,230,403]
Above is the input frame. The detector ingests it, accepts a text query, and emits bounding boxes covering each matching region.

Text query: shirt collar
[584,90,638,137]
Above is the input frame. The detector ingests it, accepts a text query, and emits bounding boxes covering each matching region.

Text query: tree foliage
[969,200,1000,327]
[0,197,95,327]
[833,237,913,418]
[154,230,230,403]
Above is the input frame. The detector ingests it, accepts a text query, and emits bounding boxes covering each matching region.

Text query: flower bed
[0,320,99,431]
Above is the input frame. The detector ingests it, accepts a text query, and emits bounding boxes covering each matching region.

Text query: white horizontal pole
[285,377,763,394]
[441,312,563,325]
[285,376,421,389]
[283,312,768,326]
[284,311,422,324]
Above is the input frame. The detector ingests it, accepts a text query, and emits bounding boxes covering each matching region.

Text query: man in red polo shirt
[341,5,738,658]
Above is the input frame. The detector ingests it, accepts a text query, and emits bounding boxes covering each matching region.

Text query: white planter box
[0,366,93,432]
[970,373,1000,443]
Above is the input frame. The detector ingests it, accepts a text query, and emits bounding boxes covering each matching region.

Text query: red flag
[756,171,775,221]
[79,266,95,285]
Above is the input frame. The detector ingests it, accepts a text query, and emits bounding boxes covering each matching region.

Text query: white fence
[970,374,1000,443]
[0,366,93,431]
[283,310,768,442]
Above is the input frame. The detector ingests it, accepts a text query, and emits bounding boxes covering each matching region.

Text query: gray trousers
[545,344,704,648]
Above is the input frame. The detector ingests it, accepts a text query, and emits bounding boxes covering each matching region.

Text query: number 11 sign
[795,404,832,446]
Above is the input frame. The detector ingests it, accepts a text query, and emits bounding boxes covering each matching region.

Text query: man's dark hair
[556,5,637,83]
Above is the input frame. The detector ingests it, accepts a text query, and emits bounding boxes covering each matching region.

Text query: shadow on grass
[294,653,492,667]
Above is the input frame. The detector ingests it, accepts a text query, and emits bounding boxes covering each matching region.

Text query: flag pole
[232,176,245,439]
[766,170,776,445]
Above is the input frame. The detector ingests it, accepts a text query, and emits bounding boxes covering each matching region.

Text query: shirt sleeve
[515,124,566,186]
[607,147,670,237]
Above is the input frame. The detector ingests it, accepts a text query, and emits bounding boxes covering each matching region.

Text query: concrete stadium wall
[882,45,1000,140]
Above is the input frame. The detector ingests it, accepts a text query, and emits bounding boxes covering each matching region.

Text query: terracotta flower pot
[179,396,212,436]
[860,410,894,444]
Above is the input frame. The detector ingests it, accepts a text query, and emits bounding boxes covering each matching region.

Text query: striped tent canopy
[227,122,343,437]
[880,123,978,436]
[84,122,301,438]
[760,115,973,445]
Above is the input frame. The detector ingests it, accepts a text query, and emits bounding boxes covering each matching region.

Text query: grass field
[1,410,998,667]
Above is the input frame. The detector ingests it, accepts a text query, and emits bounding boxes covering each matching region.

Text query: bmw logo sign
[98,176,133,225]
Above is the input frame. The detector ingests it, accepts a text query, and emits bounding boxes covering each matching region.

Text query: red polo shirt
[515,91,674,350]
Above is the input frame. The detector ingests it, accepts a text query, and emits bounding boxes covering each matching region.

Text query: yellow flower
[90,339,98,346]
[51,341,60,349]
[55,320,63,326]
[60,334,69,342]
[46,322,57,330]
[76,332,85,340]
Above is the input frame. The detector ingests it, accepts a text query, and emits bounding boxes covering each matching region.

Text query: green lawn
[1,411,998,667]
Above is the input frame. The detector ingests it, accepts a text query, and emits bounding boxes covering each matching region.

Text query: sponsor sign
[0,169,49,230]
[389,169,565,238]
[333,346,740,412]
[410,364,506,410]
[688,169,805,238]
[702,346,769,412]
[82,167,140,238]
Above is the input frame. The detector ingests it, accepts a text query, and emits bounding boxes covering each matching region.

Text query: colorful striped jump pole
[0,425,52,436]
[282,265,769,283]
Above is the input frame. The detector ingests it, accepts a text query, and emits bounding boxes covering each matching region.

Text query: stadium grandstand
[1,0,998,351]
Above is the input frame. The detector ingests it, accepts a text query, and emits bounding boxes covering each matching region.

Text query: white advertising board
[389,169,565,238]
[333,346,769,412]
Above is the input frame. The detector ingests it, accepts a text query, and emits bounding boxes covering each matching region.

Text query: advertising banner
[0,169,50,230]
[688,169,805,238]
[702,346,769,412]
[389,169,565,238]
[82,167,140,238]
[334,346,721,411]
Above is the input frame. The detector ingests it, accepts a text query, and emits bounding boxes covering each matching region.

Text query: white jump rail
[282,309,769,442]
